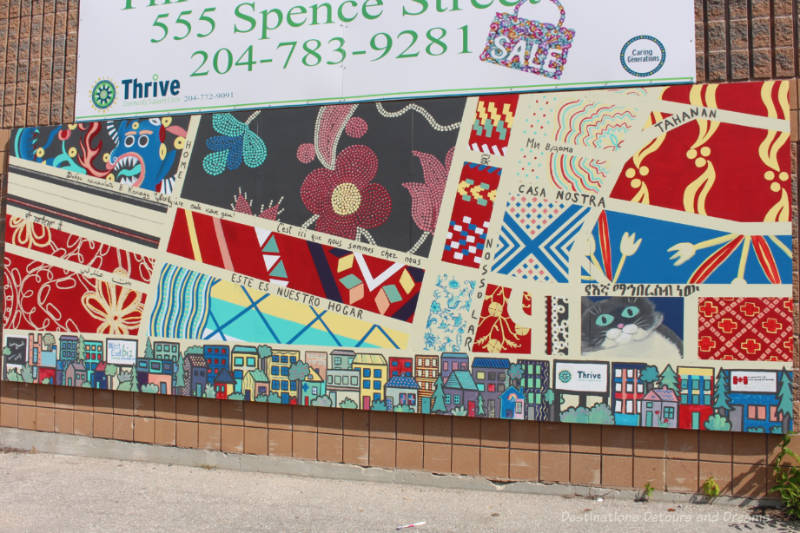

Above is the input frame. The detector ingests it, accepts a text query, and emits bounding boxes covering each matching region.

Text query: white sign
[106,339,138,366]
[730,371,778,394]
[555,362,608,393]
[75,0,696,120]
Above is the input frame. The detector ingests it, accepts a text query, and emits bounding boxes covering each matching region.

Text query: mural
[3,80,794,433]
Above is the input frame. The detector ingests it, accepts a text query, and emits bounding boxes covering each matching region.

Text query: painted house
[388,357,413,378]
[440,353,469,381]
[305,351,328,382]
[329,349,356,370]
[352,353,388,410]
[56,335,79,386]
[137,358,174,394]
[678,366,714,430]
[414,354,439,414]
[242,370,270,401]
[183,354,208,398]
[203,345,230,384]
[65,361,87,388]
[153,341,180,362]
[213,367,236,400]
[384,376,419,412]
[299,367,326,405]
[641,387,679,428]
[83,340,104,383]
[231,345,259,393]
[611,362,647,426]
[471,357,510,418]
[91,362,110,389]
[269,349,300,403]
[518,359,550,421]
[500,387,525,420]
[442,370,479,416]
[326,368,360,408]
[728,370,783,433]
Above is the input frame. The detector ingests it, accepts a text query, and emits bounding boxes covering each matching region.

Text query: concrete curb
[0,427,780,508]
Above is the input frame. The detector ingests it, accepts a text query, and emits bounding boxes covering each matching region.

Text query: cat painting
[581,297,683,358]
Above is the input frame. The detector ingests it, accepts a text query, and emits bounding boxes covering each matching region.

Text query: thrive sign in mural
[3,80,794,433]
[74,0,696,120]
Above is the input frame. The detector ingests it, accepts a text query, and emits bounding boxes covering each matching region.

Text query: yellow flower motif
[8,216,51,248]
[81,268,144,335]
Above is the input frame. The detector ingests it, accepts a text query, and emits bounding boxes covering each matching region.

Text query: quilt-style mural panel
[3,80,794,436]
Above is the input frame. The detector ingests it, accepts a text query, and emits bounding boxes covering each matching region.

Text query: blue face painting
[107,118,177,192]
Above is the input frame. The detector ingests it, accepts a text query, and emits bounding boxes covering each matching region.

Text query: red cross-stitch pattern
[697,297,792,362]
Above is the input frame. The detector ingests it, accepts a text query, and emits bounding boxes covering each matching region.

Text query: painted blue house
[500,386,525,420]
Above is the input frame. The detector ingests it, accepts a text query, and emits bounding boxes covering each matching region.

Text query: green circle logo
[91,80,117,110]
[558,370,572,383]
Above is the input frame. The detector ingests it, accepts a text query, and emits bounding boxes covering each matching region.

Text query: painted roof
[185,354,207,367]
[441,352,469,360]
[214,367,236,385]
[232,345,259,354]
[305,367,323,382]
[643,388,678,402]
[247,370,269,383]
[386,376,419,389]
[471,357,510,369]
[353,353,387,365]
[444,370,478,391]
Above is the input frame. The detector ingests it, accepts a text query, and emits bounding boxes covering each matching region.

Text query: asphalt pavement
[0,451,797,532]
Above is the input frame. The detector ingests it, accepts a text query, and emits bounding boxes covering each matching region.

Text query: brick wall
[0,0,798,500]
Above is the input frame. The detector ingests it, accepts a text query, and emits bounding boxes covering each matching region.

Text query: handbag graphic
[479,0,576,79]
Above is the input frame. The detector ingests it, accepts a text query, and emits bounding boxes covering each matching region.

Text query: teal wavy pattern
[149,265,217,339]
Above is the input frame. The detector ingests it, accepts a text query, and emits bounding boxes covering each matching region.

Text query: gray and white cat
[581,297,683,358]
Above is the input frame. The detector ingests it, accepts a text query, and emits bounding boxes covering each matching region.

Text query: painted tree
[268,392,282,404]
[713,370,731,417]
[658,364,679,394]
[640,365,659,393]
[371,399,388,412]
[257,345,272,369]
[288,360,311,404]
[2,346,10,380]
[544,389,557,421]
[204,383,216,399]
[476,393,486,417]
[451,406,468,416]
[339,397,358,409]
[704,413,731,431]
[777,370,793,434]
[76,336,86,362]
[431,376,447,414]
[507,363,524,389]
[42,333,56,349]
[184,346,204,356]
[144,338,154,360]
[174,351,186,395]
[311,395,333,408]
[104,364,118,390]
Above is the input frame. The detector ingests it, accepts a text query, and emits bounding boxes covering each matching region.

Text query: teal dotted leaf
[212,113,246,137]
[203,150,229,176]
[242,129,267,169]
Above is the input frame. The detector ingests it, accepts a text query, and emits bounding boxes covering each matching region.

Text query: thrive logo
[90,79,118,112]
[121,74,181,100]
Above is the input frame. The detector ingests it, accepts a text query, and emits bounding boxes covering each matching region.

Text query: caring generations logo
[620,35,666,77]
[90,75,182,112]
[90,79,118,111]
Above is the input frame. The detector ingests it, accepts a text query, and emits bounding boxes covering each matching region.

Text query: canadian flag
[733,376,749,386]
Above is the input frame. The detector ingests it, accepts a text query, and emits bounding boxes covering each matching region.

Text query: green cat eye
[595,313,614,327]
[622,306,640,318]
